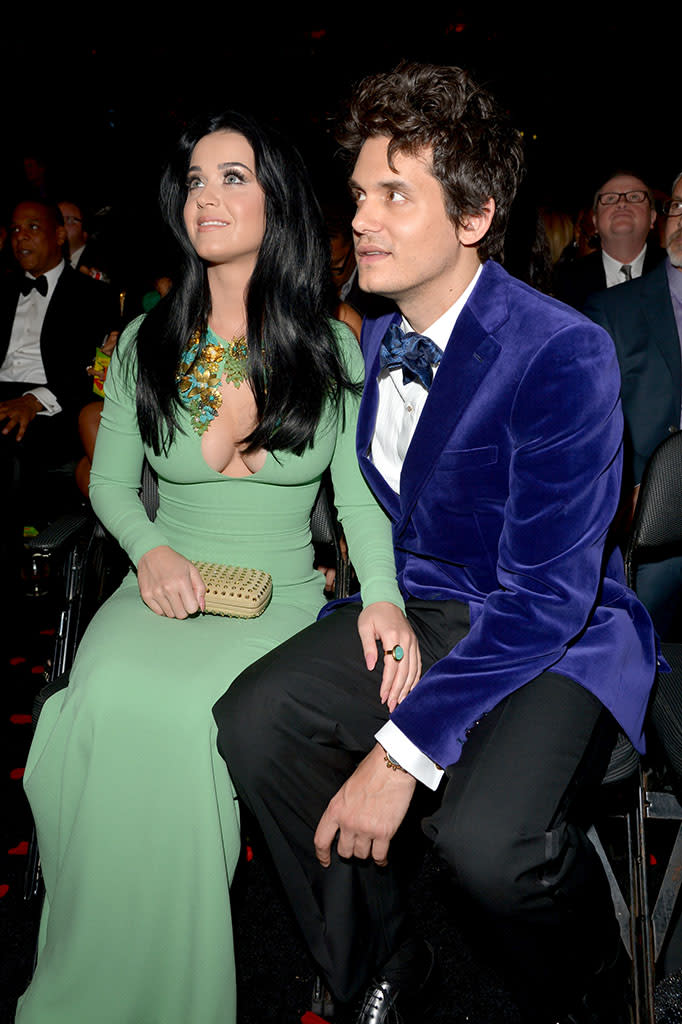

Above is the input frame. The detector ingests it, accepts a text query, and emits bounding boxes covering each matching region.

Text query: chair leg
[631,769,656,1024]
[643,792,682,963]
[586,769,656,1024]
[23,830,42,903]
[311,975,335,1018]
[587,824,633,957]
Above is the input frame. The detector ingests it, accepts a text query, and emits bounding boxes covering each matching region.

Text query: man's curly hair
[337,62,524,262]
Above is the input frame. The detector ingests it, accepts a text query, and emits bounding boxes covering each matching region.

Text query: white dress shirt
[70,244,86,269]
[0,260,66,414]
[602,244,647,288]
[373,265,483,789]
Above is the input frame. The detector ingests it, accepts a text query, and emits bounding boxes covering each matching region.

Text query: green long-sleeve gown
[15,320,402,1024]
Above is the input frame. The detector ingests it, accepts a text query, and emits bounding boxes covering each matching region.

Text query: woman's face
[183,131,266,272]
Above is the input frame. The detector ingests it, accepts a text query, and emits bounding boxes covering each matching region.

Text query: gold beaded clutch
[192,562,273,618]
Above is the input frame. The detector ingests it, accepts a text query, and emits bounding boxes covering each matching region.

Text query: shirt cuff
[24,386,61,416]
[375,721,444,791]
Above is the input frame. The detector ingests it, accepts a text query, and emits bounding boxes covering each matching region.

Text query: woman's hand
[357,602,421,712]
[137,546,206,619]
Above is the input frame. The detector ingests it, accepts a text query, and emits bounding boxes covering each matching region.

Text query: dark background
[0,10,676,1021]
[0,10,676,230]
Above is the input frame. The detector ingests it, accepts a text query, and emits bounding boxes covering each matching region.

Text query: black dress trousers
[213,598,619,1017]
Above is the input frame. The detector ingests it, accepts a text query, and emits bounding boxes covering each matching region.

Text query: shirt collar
[70,245,86,267]
[401,263,483,350]
[601,243,647,278]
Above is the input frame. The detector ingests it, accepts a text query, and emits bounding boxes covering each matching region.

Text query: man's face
[10,202,65,276]
[592,174,655,256]
[349,136,477,328]
[665,181,682,269]
[58,201,87,255]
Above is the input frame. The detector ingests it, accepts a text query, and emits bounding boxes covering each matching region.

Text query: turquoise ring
[384,644,404,662]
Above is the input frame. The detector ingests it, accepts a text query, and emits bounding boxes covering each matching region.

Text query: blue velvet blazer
[356,260,656,770]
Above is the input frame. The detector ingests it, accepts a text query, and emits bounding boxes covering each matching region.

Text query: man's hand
[137,545,206,618]
[0,394,43,440]
[314,743,416,868]
[101,330,119,356]
[357,602,421,711]
[79,264,111,284]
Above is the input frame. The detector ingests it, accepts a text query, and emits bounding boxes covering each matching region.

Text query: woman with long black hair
[16,112,418,1023]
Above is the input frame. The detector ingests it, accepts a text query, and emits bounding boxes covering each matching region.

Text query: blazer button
[668,425,679,434]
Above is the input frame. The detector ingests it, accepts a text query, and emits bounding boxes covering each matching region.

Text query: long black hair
[134,111,358,456]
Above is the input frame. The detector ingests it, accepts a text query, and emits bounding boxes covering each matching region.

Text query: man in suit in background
[0,199,118,600]
[556,170,662,310]
[58,198,112,283]
[584,171,682,637]
[215,64,656,1024]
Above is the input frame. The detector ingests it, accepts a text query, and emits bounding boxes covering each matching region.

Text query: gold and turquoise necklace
[177,328,249,436]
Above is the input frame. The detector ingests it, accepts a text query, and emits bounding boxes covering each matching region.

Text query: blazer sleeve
[390,319,625,768]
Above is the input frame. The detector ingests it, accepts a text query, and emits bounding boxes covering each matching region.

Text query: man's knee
[423,796,564,917]
[213,652,287,776]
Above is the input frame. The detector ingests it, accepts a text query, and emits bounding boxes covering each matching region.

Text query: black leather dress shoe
[354,977,404,1024]
[353,941,436,1024]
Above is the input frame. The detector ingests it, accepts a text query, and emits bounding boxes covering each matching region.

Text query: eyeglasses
[663,199,682,218]
[596,190,650,206]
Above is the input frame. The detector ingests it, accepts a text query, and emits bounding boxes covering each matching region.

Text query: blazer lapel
[40,265,70,367]
[641,265,681,393]
[356,311,403,518]
[394,303,501,537]
[356,262,508,530]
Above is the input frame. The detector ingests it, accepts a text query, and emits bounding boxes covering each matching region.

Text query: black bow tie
[21,276,48,298]
[379,323,443,390]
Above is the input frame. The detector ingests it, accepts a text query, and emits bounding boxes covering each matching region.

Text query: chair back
[624,430,682,590]
[140,460,159,521]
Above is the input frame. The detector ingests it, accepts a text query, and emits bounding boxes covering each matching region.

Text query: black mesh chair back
[140,460,159,521]
[624,430,682,589]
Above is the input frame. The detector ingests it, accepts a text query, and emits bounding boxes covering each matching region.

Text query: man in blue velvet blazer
[358,260,655,772]
[215,64,656,1024]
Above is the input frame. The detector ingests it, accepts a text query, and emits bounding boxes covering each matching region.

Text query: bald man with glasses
[556,170,663,310]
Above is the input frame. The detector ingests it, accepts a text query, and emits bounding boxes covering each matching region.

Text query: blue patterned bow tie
[379,323,443,390]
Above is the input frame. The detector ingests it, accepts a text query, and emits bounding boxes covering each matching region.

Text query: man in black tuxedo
[556,171,663,310]
[0,199,119,590]
[584,171,682,636]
